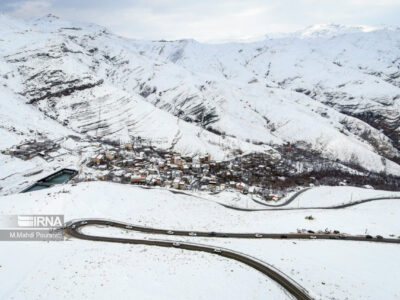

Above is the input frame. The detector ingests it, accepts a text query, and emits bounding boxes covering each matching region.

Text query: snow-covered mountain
[1,14,400,175]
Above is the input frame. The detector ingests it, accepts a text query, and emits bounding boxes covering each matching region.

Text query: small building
[92,154,104,164]
[192,164,201,171]
[172,178,181,189]
[163,180,172,188]
[105,151,115,160]
[148,168,158,174]
[267,193,278,200]
[183,156,193,163]
[173,156,182,165]
[236,182,248,191]
[249,186,260,194]
[97,171,110,181]
[131,175,146,184]
[178,180,186,190]
[114,170,125,177]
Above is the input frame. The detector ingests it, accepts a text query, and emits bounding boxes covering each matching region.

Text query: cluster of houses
[88,140,284,200]
[2,136,292,200]
[1,139,60,161]
[4,135,395,196]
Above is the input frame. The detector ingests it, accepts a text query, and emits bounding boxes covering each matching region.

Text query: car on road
[255,234,263,238]
[188,232,197,236]
[80,221,88,225]
[333,230,340,234]
[280,234,288,238]
[220,233,228,237]
[167,230,174,235]
[307,230,315,234]
[329,236,339,239]
[376,235,383,240]
[209,231,217,236]
[172,242,181,247]
[365,235,373,239]
[310,236,317,239]
[105,221,112,226]
[125,225,133,229]
[71,224,76,229]
[213,248,222,253]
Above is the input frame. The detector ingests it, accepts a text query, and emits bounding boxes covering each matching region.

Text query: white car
[173,242,181,247]
[167,230,174,235]
[125,225,133,229]
[80,221,87,225]
[255,233,263,238]
[188,232,197,236]
[310,235,317,239]
[213,248,222,253]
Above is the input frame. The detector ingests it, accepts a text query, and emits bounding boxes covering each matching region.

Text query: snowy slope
[0,15,399,174]
[1,182,400,299]
[0,14,262,160]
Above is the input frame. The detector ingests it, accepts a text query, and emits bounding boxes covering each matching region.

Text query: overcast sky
[1,0,400,41]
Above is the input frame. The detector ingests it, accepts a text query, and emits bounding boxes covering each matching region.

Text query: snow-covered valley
[0,13,400,300]
[1,15,400,173]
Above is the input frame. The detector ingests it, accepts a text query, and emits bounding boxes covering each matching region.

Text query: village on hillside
[3,135,399,198]
[86,137,284,200]
[1,136,288,200]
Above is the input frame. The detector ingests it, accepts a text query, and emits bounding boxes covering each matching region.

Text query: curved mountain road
[63,189,400,299]
[250,188,400,210]
[167,187,400,212]
[65,216,400,300]
[251,188,312,207]
[65,219,313,300]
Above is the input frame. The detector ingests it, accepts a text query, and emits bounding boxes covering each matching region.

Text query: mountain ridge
[0,14,399,177]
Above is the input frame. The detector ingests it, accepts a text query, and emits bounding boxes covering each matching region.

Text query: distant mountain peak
[297,23,381,38]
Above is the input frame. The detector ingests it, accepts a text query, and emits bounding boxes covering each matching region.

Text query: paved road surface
[65,217,400,300]
[63,190,400,299]
[66,219,313,300]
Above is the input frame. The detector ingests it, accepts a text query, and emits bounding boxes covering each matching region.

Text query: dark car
[280,234,288,238]
[333,230,340,234]
[307,230,315,234]
[376,235,383,240]
[365,235,373,239]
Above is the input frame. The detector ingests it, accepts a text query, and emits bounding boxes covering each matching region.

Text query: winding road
[170,187,400,212]
[64,189,400,300]
[65,219,313,300]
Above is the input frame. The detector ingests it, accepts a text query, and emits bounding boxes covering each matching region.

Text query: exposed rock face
[0,16,399,175]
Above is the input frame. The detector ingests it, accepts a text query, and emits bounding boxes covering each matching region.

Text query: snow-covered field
[1,241,288,300]
[2,182,400,235]
[1,182,400,299]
